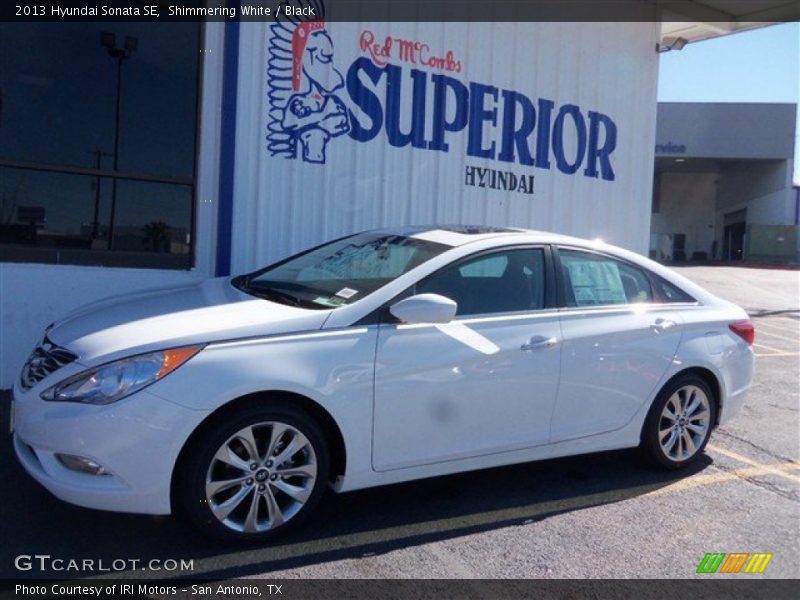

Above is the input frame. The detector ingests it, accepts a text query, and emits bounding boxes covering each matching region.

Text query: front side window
[0,23,201,269]
[239,232,449,309]
[415,248,546,316]
[560,249,653,307]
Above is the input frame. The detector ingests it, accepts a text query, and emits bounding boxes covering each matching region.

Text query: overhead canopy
[659,0,798,45]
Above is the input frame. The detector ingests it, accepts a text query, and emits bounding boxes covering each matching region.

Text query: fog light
[56,454,109,476]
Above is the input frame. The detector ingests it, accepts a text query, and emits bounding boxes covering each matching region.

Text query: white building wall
[230,21,660,273]
[0,265,208,387]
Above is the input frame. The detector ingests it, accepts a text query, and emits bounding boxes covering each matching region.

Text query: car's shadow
[0,397,712,580]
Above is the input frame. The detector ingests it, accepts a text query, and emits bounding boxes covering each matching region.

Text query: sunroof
[437,225,521,234]
[387,225,524,238]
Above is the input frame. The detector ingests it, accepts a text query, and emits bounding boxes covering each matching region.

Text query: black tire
[176,402,330,543]
[642,374,717,470]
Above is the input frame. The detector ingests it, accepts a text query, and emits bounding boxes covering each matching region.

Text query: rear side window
[559,249,653,307]
[416,248,546,316]
[654,277,695,303]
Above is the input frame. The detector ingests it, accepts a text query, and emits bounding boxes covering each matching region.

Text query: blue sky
[659,22,799,185]
[658,22,799,102]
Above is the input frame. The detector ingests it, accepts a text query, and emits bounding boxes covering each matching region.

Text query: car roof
[373,225,591,248]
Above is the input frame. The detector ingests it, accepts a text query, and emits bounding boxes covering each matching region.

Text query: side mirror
[389,294,457,325]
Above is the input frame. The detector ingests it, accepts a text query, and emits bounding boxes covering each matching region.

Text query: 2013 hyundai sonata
[12,226,755,541]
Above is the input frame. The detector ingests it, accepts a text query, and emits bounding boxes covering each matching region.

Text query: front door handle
[521,336,558,351]
[651,318,677,332]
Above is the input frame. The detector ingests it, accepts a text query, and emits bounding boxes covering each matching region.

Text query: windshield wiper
[245,283,307,308]
[263,288,304,307]
[235,277,329,309]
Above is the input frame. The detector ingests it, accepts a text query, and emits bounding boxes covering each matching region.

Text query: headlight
[41,345,203,405]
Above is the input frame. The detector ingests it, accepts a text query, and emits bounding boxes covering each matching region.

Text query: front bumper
[12,384,211,515]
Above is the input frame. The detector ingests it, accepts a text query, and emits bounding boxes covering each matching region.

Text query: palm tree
[141,220,171,252]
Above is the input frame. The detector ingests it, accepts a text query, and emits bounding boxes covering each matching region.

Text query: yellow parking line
[642,464,798,498]
[259,464,799,551]
[122,462,798,582]
[707,444,800,484]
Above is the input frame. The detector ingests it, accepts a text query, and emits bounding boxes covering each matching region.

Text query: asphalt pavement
[1,265,797,580]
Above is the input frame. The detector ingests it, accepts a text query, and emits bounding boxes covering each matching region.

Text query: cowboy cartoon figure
[267,3,350,164]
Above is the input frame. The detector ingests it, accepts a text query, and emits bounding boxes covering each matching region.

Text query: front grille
[19,337,77,390]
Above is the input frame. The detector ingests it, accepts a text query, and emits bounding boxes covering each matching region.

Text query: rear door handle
[521,336,558,351]
[651,318,677,332]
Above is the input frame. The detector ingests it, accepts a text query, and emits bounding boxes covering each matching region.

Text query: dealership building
[652,102,798,263]
[0,5,796,388]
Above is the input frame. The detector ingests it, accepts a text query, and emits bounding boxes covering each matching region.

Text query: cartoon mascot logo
[267,1,350,164]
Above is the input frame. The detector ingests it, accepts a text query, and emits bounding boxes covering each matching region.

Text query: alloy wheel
[204,421,317,533]
[658,385,711,462]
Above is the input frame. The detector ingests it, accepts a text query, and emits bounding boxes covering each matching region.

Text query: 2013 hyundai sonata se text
[12,226,755,541]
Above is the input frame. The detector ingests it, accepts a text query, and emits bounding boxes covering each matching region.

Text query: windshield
[235,232,450,309]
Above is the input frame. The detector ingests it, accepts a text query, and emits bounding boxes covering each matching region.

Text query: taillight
[729,321,755,346]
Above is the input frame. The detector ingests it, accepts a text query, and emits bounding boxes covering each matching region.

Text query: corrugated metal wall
[231,21,659,272]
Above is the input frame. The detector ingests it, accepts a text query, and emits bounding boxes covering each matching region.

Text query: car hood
[47,277,331,365]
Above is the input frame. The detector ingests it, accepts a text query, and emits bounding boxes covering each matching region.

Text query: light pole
[89,147,112,239]
[100,31,137,250]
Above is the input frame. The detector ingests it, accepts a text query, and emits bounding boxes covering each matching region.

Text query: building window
[0,23,201,269]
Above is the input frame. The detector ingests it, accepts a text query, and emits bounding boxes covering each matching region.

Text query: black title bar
[3,0,800,23]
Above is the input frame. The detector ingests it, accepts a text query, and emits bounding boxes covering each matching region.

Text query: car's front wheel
[642,374,716,469]
[177,403,329,542]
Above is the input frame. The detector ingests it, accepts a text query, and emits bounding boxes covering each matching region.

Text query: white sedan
[12,226,755,541]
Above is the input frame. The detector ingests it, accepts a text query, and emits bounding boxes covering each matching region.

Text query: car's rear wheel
[642,375,716,470]
[177,403,329,542]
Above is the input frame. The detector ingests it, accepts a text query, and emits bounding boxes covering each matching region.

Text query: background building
[651,102,798,263]
[0,6,794,388]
